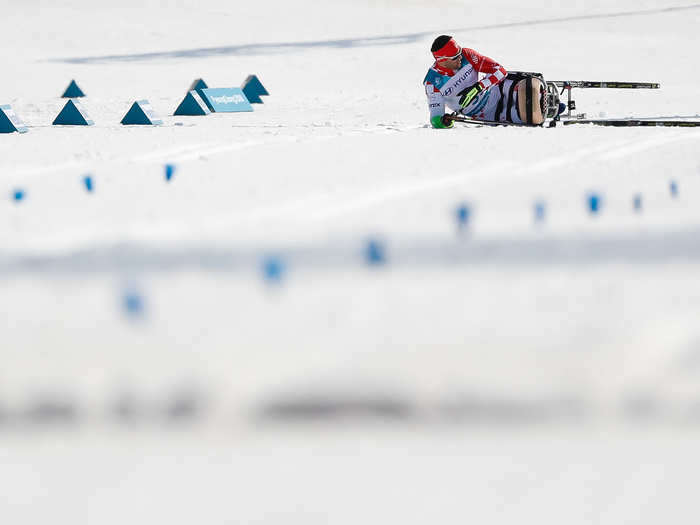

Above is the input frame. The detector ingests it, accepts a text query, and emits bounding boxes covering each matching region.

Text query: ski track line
[519,137,643,175]
[59,162,516,242]
[0,126,659,186]
[2,160,91,180]
[5,191,343,251]
[129,143,213,163]
[154,192,343,238]
[121,130,416,166]
[2,197,326,252]
[119,137,650,233]
[165,160,515,233]
[122,139,290,164]
[599,131,700,161]
[0,137,301,183]
[298,138,638,225]
[164,137,301,163]
[53,4,700,63]
[0,145,212,182]
[305,162,519,223]
[298,138,649,223]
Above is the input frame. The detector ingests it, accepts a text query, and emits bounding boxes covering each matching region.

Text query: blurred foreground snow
[2,1,700,523]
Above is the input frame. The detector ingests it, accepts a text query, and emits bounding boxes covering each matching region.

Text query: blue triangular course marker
[62,80,85,98]
[121,100,163,125]
[52,99,94,126]
[242,87,263,104]
[189,78,208,94]
[0,104,28,133]
[243,75,269,96]
[173,90,211,116]
[241,75,269,104]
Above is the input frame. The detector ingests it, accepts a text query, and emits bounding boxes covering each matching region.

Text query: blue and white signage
[0,104,28,133]
[138,100,162,124]
[199,88,253,113]
[121,99,163,125]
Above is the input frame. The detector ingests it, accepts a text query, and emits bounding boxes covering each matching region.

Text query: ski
[551,80,661,118]
[551,81,660,89]
[446,114,536,127]
[563,119,700,128]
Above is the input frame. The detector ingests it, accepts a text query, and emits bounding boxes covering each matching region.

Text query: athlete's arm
[425,82,453,128]
[462,48,507,89]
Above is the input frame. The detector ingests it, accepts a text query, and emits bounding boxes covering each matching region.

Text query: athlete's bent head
[431,35,462,70]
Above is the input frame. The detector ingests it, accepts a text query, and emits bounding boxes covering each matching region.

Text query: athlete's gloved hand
[430,115,454,129]
[458,82,484,109]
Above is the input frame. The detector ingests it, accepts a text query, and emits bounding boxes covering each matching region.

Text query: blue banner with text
[199,88,254,113]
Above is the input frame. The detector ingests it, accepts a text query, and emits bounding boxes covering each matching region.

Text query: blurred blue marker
[669,180,678,198]
[12,189,25,202]
[534,200,546,223]
[83,175,93,193]
[455,203,471,231]
[123,290,145,318]
[365,239,386,266]
[165,164,176,182]
[261,256,285,284]
[587,193,601,215]
[633,194,643,212]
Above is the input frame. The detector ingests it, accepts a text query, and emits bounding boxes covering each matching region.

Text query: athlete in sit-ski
[424,35,551,128]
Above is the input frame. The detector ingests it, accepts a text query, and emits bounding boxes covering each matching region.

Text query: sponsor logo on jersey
[443,66,475,96]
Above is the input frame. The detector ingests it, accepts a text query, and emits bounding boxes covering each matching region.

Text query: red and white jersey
[423,48,507,119]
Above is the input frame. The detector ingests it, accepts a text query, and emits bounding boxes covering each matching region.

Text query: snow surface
[2,1,700,523]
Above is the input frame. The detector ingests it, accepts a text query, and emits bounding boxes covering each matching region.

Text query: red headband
[432,38,461,61]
